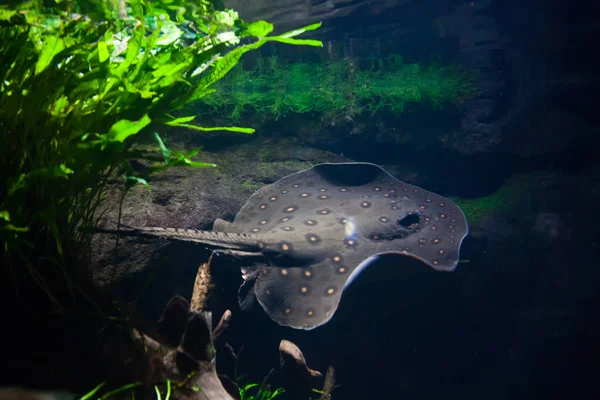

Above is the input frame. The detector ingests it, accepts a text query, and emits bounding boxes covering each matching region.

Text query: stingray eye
[397,213,420,228]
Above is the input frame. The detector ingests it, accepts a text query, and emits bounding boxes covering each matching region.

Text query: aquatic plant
[78,380,164,400]
[200,54,479,121]
[0,0,321,309]
[79,376,284,400]
[237,369,284,400]
[239,382,284,400]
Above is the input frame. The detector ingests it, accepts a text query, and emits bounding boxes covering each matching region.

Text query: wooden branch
[319,365,336,400]
[191,252,214,312]
[157,295,190,347]
[126,250,235,400]
[279,340,323,400]
[212,309,232,343]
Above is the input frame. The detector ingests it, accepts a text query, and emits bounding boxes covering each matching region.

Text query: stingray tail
[92,225,261,251]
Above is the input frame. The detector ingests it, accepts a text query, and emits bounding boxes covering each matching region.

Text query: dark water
[204,0,599,399]
[2,0,598,399]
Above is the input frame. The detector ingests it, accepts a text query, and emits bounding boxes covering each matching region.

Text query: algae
[199,54,479,122]
[452,176,534,225]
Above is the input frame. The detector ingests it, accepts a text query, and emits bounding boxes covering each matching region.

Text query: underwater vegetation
[0,0,320,308]
[199,54,479,121]
[75,376,284,400]
[238,380,284,400]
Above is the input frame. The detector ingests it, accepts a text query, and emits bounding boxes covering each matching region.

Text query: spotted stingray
[111,163,469,330]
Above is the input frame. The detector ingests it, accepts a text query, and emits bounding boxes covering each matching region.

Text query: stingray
[103,162,469,330]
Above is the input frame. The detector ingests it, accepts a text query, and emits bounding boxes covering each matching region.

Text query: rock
[452,170,599,309]
[434,1,507,154]
[90,137,345,292]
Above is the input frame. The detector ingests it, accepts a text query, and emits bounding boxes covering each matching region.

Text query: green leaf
[155,24,183,46]
[0,210,10,222]
[149,151,216,174]
[279,22,323,38]
[168,123,254,134]
[0,224,29,233]
[127,0,144,21]
[79,382,107,400]
[195,18,209,32]
[123,80,157,98]
[246,20,274,37]
[150,62,190,89]
[184,39,268,105]
[98,40,109,63]
[263,22,322,47]
[35,36,65,75]
[0,9,17,21]
[168,151,216,169]
[8,164,74,195]
[165,380,171,400]
[108,115,152,143]
[164,116,195,125]
[98,382,143,400]
[185,148,201,157]
[50,96,69,118]
[267,37,322,47]
[242,384,259,392]
[152,63,188,80]
[112,24,144,78]
[125,175,150,188]
[153,132,170,162]
[59,164,74,175]
[182,159,216,168]
[279,22,323,37]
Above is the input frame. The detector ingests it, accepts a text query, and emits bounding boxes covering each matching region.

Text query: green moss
[452,176,534,225]
[241,180,263,192]
[199,55,479,121]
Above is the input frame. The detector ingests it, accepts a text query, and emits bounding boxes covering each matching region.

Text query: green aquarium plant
[237,370,284,400]
[78,380,162,400]
[200,54,478,121]
[0,0,321,309]
[239,382,284,400]
[79,376,284,400]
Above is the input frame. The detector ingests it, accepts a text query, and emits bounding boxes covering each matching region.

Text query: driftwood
[190,254,214,312]
[319,365,336,400]
[133,252,335,400]
[279,340,323,400]
[132,255,237,400]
